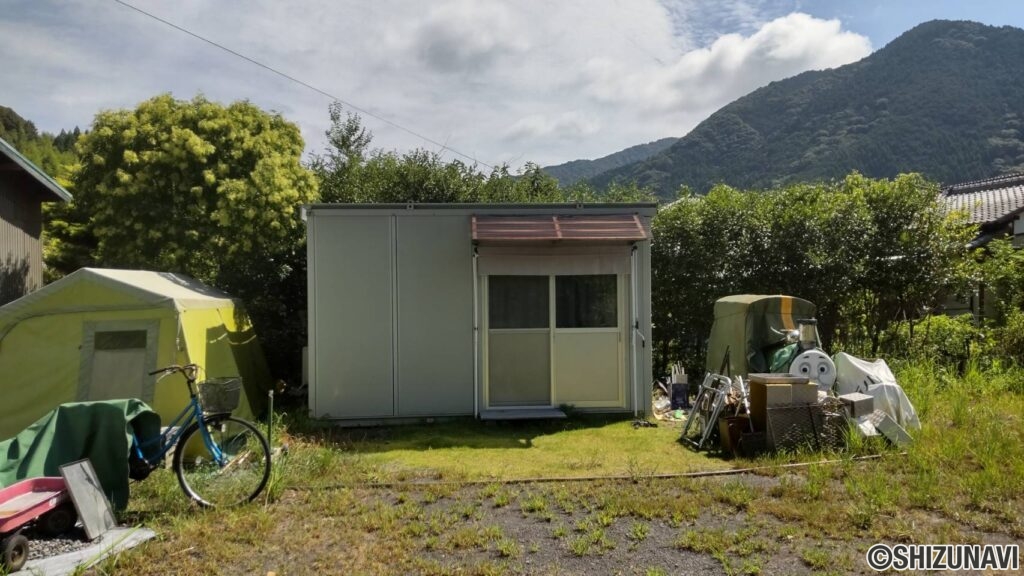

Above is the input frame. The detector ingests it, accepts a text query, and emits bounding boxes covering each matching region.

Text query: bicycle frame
[132,389,225,467]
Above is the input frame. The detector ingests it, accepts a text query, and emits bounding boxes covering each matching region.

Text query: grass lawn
[295,416,730,483]
[95,362,1022,575]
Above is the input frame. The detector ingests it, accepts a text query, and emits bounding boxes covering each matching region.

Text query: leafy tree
[62,94,316,278]
[48,94,318,379]
[979,238,1024,321]
[52,127,82,153]
[307,103,371,203]
[842,173,975,354]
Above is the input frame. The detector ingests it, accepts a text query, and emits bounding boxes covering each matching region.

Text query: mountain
[542,137,678,186]
[586,20,1024,199]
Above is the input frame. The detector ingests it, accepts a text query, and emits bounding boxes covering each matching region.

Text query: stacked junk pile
[670,295,920,456]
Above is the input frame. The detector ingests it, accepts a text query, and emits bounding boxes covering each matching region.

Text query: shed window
[556,275,617,328]
[488,276,549,329]
[94,330,148,350]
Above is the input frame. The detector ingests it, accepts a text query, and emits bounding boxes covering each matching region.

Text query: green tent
[0,268,272,440]
[705,295,816,377]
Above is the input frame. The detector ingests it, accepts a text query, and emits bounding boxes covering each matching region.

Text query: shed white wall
[308,212,474,419]
[308,215,396,418]
[395,216,474,415]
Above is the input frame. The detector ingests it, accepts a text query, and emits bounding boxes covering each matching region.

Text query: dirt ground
[110,468,1023,576]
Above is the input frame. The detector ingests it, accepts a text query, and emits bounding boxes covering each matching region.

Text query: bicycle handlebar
[149,364,200,381]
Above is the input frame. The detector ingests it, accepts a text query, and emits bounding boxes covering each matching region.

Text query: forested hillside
[542,137,677,186]
[587,20,1024,199]
[0,106,79,176]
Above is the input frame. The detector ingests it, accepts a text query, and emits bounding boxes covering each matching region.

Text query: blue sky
[1,1,1022,168]
[797,0,1024,46]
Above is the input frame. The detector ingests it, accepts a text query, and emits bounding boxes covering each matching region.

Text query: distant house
[940,172,1024,317]
[941,172,1024,249]
[0,137,72,304]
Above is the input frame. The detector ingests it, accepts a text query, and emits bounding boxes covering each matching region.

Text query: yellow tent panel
[0,268,272,439]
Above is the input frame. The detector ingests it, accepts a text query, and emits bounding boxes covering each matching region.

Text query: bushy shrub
[879,314,991,370]
[993,308,1024,368]
[651,173,975,374]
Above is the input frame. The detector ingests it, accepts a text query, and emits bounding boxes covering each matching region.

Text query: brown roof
[472,214,649,243]
[941,172,1024,226]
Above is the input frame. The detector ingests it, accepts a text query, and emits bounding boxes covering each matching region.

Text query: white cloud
[503,112,601,142]
[579,12,872,114]
[404,0,529,73]
[0,1,872,168]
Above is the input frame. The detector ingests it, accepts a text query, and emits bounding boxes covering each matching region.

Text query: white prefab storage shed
[305,204,656,421]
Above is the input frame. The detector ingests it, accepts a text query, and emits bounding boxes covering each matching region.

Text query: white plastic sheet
[834,352,921,430]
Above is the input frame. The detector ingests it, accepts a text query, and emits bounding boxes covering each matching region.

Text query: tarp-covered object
[834,352,921,430]
[0,268,273,439]
[706,295,816,377]
[0,400,160,510]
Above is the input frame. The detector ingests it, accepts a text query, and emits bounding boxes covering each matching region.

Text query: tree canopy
[54,94,317,281]
[309,106,655,205]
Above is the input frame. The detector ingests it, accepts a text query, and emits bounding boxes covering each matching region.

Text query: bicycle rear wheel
[173,415,271,507]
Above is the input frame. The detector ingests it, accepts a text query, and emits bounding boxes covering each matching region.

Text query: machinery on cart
[682,294,919,453]
[683,295,840,452]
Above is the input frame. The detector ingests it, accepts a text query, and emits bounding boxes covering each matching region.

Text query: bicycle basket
[198,377,242,414]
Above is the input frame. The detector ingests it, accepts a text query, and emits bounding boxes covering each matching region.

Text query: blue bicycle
[130,364,271,507]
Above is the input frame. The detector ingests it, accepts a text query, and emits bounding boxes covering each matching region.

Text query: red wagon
[0,477,78,572]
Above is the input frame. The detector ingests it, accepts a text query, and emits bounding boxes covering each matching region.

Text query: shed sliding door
[487,276,551,406]
[485,273,624,409]
[552,275,624,408]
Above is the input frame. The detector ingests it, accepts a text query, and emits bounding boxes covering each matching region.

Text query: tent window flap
[94,330,148,350]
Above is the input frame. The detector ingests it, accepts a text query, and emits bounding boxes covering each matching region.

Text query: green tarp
[0,399,160,510]
[705,295,816,377]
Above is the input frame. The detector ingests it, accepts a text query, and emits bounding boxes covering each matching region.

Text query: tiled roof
[941,172,1024,226]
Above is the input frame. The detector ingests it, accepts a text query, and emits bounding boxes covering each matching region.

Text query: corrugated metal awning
[472,214,648,243]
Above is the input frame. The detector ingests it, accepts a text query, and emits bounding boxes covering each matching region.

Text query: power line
[112,0,495,169]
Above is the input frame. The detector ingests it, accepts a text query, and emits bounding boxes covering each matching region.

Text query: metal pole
[630,244,639,418]
[472,246,480,419]
[267,389,273,449]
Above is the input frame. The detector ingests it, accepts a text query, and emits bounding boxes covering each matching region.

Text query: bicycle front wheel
[173,415,271,507]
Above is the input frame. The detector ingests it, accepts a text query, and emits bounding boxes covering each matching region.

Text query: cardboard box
[791,383,819,405]
[748,374,810,431]
[839,392,874,418]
